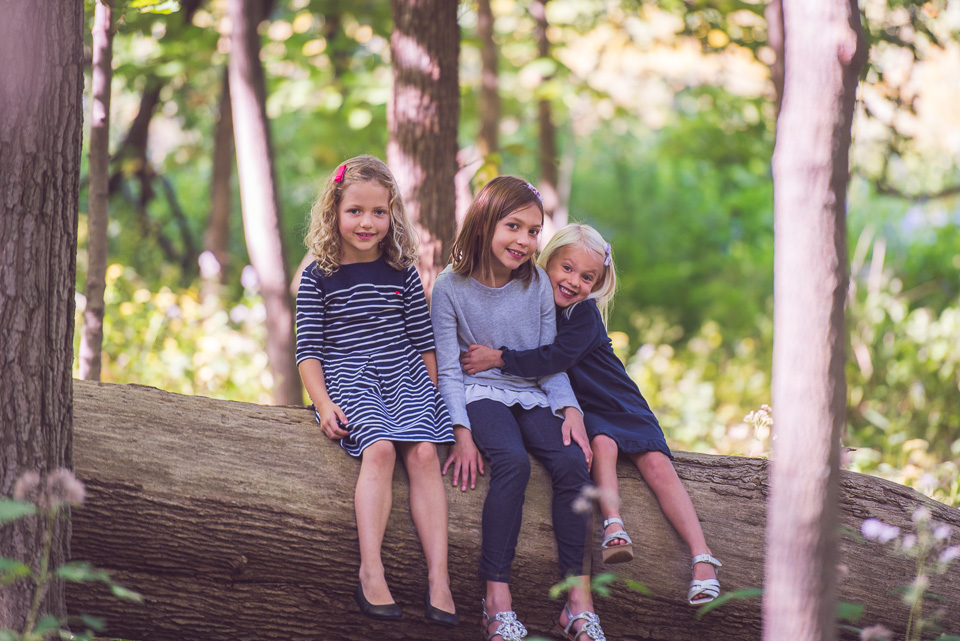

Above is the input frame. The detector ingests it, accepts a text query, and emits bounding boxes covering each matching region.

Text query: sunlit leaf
[57,561,110,583]
[111,583,144,603]
[622,578,653,597]
[694,587,762,619]
[0,558,32,585]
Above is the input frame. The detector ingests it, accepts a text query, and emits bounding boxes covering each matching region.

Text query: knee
[592,435,619,459]
[405,442,440,469]
[494,450,531,483]
[637,451,674,484]
[362,440,397,467]
[552,449,591,487]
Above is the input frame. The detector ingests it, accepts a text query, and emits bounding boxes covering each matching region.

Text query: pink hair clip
[334,164,347,183]
[602,242,611,266]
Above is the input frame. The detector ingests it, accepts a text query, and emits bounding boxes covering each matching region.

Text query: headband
[526,182,542,202]
[602,242,611,266]
[334,164,347,183]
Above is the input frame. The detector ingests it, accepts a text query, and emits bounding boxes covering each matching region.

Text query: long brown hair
[450,176,544,285]
[304,155,418,276]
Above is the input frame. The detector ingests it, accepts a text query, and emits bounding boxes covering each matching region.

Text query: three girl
[462,223,722,607]
[432,177,608,641]
[296,155,458,626]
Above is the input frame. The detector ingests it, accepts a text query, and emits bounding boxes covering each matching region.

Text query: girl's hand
[318,402,349,440]
[461,345,504,375]
[561,407,593,472]
[442,426,484,491]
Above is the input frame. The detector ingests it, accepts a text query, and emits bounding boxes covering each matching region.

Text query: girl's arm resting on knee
[298,359,349,440]
[420,349,439,386]
[442,425,484,492]
[561,406,592,471]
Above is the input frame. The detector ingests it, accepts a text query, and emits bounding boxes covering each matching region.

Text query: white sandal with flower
[687,553,722,606]
[556,603,607,641]
[481,598,527,641]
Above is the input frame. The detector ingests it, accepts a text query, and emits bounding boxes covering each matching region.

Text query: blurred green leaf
[111,584,144,603]
[0,558,32,585]
[694,587,762,619]
[0,499,37,523]
[34,614,61,635]
[836,601,864,623]
[56,561,110,583]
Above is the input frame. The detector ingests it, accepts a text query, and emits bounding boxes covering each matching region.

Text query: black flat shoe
[354,583,402,621]
[424,589,459,627]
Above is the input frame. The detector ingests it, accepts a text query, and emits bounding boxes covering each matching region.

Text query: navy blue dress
[500,299,672,458]
[296,257,454,457]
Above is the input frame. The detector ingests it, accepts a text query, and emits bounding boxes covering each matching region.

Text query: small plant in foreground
[859,506,960,641]
[0,469,142,641]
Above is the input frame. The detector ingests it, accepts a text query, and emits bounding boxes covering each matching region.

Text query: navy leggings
[466,399,591,582]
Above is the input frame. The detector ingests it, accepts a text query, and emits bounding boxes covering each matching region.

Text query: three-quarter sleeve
[501,302,604,378]
[532,273,581,416]
[402,266,436,353]
[295,267,325,365]
[430,274,471,429]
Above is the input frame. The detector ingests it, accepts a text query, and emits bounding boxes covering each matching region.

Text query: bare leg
[398,441,455,614]
[355,440,397,605]
[483,581,513,640]
[590,435,629,546]
[631,451,716,586]
[558,576,601,636]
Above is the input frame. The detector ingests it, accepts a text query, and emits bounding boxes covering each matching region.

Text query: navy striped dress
[296,257,454,456]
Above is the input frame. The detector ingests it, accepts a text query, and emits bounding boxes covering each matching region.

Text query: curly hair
[450,175,544,286]
[304,155,418,276]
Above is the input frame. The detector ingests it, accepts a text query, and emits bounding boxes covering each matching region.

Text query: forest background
[74,0,960,506]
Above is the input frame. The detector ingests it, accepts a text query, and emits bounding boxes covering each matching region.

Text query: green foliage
[1,470,141,641]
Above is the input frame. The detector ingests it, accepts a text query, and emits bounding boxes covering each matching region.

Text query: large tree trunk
[66,381,959,641]
[763,2,866,640]
[387,0,459,299]
[227,0,301,405]
[0,0,83,627]
[79,0,114,382]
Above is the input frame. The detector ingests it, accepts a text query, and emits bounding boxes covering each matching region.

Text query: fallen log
[67,380,959,640]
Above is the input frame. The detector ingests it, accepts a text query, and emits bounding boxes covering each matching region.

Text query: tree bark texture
[387,0,459,299]
[79,0,115,382]
[202,68,235,293]
[477,0,499,161]
[65,381,959,641]
[0,0,84,627]
[227,0,302,406]
[764,2,866,641]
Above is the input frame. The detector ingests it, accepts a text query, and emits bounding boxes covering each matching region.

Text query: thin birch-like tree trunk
[763,1,866,639]
[387,0,459,299]
[531,0,559,229]
[202,68,234,294]
[477,0,499,161]
[79,0,114,381]
[228,0,301,405]
[0,0,83,627]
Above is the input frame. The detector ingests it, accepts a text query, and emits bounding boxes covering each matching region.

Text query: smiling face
[544,244,605,308]
[337,180,392,264]
[486,202,542,285]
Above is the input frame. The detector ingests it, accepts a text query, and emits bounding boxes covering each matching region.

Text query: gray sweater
[430,265,581,430]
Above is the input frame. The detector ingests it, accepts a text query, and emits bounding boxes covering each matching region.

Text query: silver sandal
[688,553,722,606]
[600,516,634,563]
[556,603,607,641]
[481,598,527,641]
